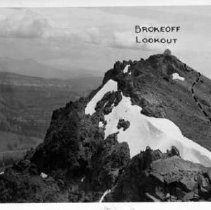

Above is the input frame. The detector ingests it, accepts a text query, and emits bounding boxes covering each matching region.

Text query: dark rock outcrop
[106,148,211,202]
[117,119,130,131]
[0,167,69,202]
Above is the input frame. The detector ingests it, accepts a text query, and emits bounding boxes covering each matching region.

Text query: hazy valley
[0,71,102,152]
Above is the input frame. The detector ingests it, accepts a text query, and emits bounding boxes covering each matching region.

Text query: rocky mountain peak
[0,52,211,202]
[31,52,211,171]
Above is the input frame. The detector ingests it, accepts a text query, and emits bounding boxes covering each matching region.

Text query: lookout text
[135,25,181,44]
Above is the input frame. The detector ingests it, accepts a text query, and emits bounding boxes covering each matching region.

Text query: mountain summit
[0,53,211,202]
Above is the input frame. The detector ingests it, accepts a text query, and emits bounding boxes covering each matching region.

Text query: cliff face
[0,53,211,202]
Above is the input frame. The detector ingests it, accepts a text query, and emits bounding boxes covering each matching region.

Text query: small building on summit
[163,49,172,56]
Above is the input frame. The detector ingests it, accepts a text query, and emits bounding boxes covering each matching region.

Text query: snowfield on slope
[85,79,211,167]
[85,80,117,115]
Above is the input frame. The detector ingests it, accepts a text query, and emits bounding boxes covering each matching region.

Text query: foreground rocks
[106,147,211,202]
[0,132,130,202]
[1,147,211,202]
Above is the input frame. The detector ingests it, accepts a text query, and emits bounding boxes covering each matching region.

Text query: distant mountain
[0,57,98,79]
[0,53,211,202]
[0,71,102,91]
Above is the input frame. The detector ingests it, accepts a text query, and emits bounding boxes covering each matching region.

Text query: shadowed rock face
[0,53,211,202]
[31,98,130,188]
[106,148,211,202]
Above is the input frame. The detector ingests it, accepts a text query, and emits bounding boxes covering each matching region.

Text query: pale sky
[0,6,211,78]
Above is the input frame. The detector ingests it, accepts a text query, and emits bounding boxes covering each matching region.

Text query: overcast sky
[0,6,211,78]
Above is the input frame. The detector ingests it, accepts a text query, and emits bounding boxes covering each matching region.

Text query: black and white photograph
[0,0,211,206]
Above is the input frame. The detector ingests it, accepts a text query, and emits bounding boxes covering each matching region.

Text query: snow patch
[123,64,130,73]
[99,189,111,202]
[104,93,211,167]
[40,172,48,179]
[172,73,185,81]
[99,121,104,128]
[85,80,118,115]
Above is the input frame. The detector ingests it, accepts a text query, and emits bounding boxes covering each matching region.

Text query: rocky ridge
[0,52,211,202]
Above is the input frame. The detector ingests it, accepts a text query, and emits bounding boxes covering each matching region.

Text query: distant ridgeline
[135,25,180,44]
